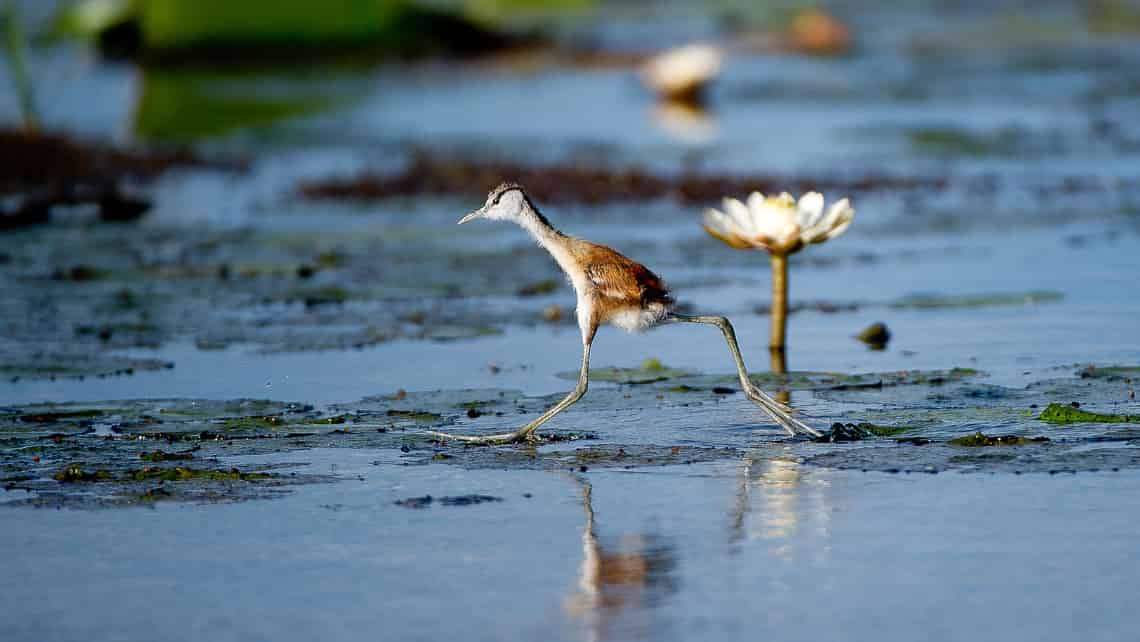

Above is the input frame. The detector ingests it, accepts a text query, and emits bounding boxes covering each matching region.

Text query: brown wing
[576,241,673,309]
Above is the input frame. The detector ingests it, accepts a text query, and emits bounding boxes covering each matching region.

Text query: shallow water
[4,449,1139,642]
[3,1,1140,640]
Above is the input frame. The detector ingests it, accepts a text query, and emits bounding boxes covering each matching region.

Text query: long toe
[426,429,535,446]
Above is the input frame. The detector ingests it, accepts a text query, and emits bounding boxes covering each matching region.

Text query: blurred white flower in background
[641,43,723,103]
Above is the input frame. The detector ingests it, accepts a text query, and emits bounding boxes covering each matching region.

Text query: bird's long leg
[666,314,821,438]
[427,340,592,445]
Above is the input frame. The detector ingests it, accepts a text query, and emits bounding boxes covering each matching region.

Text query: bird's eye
[491,195,501,205]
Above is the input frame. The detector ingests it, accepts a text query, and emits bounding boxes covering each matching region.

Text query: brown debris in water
[298,153,948,205]
[0,128,246,230]
[0,129,242,191]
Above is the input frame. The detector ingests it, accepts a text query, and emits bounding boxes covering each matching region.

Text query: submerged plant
[703,191,854,350]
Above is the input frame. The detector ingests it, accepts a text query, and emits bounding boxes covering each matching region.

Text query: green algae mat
[3,364,1139,507]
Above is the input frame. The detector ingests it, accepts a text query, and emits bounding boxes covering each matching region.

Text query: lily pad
[1038,403,1140,424]
[562,361,697,385]
[806,439,1140,474]
[0,351,174,381]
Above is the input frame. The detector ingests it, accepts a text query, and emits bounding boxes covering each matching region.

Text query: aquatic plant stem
[769,252,789,350]
[3,1,39,132]
[769,347,789,405]
[769,346,787,374]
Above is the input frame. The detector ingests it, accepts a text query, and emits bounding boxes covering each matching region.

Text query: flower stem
[769,346,790,404]
[769,253,788,350]
[769,346,787,374]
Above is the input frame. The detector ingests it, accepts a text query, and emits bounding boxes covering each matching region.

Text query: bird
[428,182,821,444]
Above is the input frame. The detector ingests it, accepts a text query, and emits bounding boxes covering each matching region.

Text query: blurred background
[4,4,1140,641]
[1,0,1139,402]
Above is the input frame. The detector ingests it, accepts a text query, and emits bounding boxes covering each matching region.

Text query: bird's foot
[744,385,794,413]
[425,429,540,446]
[742,385,822,438]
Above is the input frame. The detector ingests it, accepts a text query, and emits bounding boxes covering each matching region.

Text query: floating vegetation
[4,360,1140,509]
[908,127,1027,157]
[385,410,443,422]
[300,153,947,206]
[54,464,112,482]
[394,494,503,509]
[805,443,1140,474]
[128,466,275,482]
[815,422,915,443]
[0,127,239,229]
[1038,403,1140,424]
[948,432,1050,447]
[424,444,744,472]
[1077,365,1140,381]
[0,352,174,382]
[564,360,697,385]
[139,449,196,462]
[890,291,1063,310]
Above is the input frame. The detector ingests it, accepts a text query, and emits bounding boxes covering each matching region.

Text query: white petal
[822,209,854,240]
[703,207,729,232]
[796,192,825,231]
[704,207,759,249]
[818,198,855,242]
[746,191,767,214]
[723,197,754,233]
[705,208,741,237]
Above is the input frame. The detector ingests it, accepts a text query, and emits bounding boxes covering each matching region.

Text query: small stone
[855,322,890,350]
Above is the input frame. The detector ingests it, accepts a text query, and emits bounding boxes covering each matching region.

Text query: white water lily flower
[703,191,854,255]
[642,44,723,101]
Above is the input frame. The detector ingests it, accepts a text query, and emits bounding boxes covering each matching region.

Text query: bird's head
[458,182,528,225]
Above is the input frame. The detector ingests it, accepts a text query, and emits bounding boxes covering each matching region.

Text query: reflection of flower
[641,44,723,103]
[702,191,855,350]
[703,191,854,256]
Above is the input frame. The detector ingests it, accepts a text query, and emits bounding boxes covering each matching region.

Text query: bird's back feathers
[571,239,673,331]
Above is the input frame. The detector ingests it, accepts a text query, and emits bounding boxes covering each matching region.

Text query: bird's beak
[458,208,483,225]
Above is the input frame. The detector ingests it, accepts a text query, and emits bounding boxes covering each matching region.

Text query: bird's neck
[517,199,565,249]
[517,198,581,292]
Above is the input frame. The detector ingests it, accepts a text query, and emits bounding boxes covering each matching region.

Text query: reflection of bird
[430,183,821,444]
[575,481,656,607]
[565,478,675,642]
